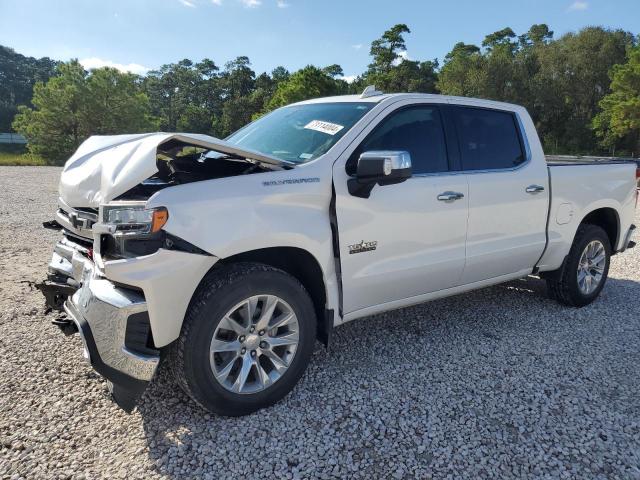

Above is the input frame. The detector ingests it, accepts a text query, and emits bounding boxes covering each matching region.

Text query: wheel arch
[579,207,620,252]
[216,247,333,346]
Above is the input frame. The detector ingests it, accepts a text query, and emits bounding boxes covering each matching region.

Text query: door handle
[525,185,545,194]
[437,191,465,202]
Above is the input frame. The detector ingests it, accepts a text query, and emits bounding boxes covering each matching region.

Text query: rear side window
[451,107,525,171]
[350,106,449,175]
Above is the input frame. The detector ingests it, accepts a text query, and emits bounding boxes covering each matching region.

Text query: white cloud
[392,50,411,66]
[339,75,357,84]
[567,0,588,11]
[212,0,222,4]
[351,44,363,50]
[178,0,196,6]
[80,57,150,75]
[241,0,261,7]
[276,0,289,7]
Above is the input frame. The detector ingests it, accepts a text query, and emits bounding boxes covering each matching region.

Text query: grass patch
[0,151,46,166]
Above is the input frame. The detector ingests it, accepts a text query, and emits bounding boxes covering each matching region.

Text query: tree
[220,56,256,99]
[368,24,411,74]
[593,46,640,155]
[271,66,290,84]
[144,59,209,132]
[438,25,635,154]
[0,46,58,132]
[265,65,348,111]
[13,60,154,164]
[364,24,438,93]
[482,28,521,101]
[322,64,344,78]
[437,42,486,97]
[4,22,639,160]
[482,27,517,52]
[519,24,554,47]
[533,27,635,153]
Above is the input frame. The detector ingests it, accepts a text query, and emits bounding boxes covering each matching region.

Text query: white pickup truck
[42,89,638,416]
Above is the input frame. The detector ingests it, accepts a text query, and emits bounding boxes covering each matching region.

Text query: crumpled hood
[59,132,288,208]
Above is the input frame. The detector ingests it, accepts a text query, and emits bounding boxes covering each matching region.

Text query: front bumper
[41,234,160,412]
[63,258,160,412]
[42,230,217,411]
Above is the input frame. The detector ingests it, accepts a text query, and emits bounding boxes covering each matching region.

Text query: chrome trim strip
[48,237,92,282]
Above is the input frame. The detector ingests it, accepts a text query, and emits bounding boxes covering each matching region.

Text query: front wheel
[169,263,317,416]
[545,224,611,307]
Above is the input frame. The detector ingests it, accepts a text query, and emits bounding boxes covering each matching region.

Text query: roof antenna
[360,85,383,99]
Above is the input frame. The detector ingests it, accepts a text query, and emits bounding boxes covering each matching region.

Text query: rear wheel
[169,263,316,416]
[545,224,611,307]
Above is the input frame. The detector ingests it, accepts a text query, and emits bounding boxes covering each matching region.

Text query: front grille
[57,198,98,240]
[63,230,93,249]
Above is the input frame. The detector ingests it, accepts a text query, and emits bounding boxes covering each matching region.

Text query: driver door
[333,102,469,316]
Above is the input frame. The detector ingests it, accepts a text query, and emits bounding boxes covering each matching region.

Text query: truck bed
[536,159,638,272]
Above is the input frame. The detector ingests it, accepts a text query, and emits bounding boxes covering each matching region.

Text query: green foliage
[265,65,349,111]
[368,24,411,74]
[143,58,219,133]
[364,24,438,93]
[12,60,154,164]
[0,151,45,166]
[593,46,640,155]
[0,46,58,132]
[437,43,486,96]
[2,22,639,163]
[438,25,636,155]
[482,27,517,51]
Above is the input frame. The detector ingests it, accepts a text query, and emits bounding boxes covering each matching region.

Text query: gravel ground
[1,165,639,479]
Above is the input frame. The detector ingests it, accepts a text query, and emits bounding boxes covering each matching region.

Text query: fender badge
[348,240,378,254]
[262,177,320,186]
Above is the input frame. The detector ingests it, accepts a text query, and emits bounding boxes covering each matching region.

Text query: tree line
[1,24,638,165]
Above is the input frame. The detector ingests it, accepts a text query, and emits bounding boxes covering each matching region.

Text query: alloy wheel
[209,295,299,394]
[577,240,606,295]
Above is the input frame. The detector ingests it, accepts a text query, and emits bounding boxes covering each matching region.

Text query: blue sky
[1,0,638,80]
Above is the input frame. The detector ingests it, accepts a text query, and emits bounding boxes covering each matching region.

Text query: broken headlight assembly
[98,203,169,259]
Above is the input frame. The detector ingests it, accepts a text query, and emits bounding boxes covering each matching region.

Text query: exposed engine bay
[57,132,293,209]
[116,138,281,201]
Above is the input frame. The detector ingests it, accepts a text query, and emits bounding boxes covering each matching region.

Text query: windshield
[225,102,373,164]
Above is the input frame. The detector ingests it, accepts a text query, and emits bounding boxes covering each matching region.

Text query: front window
[349,106,449,175]
[226,102,373,164]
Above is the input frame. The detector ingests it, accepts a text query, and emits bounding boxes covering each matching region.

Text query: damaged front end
[41,199,161,412]
[41,133,272,411]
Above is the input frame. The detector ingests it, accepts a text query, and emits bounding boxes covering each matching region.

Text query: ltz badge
[348,240,378,254]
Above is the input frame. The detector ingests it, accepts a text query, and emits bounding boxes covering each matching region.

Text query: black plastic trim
[124,311,159,356]
[43,220,63,230]
[38,278,77,312]
[164,233,211,256]
[329,183,343,317]
[318,309,334,348]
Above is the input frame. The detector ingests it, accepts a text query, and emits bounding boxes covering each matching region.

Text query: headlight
[98,203,169,260]
[102,203,168,236]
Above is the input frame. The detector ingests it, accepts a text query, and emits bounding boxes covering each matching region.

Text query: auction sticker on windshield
[304,120,344,135]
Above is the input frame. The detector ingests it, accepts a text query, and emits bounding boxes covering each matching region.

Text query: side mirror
[347,150,412,198]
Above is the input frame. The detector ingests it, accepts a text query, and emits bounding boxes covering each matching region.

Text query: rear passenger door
[334,102,469,315]
[445,103,549,284]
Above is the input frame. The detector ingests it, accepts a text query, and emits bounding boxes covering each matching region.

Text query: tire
[545,224,611,307]
[169,262,317,416]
